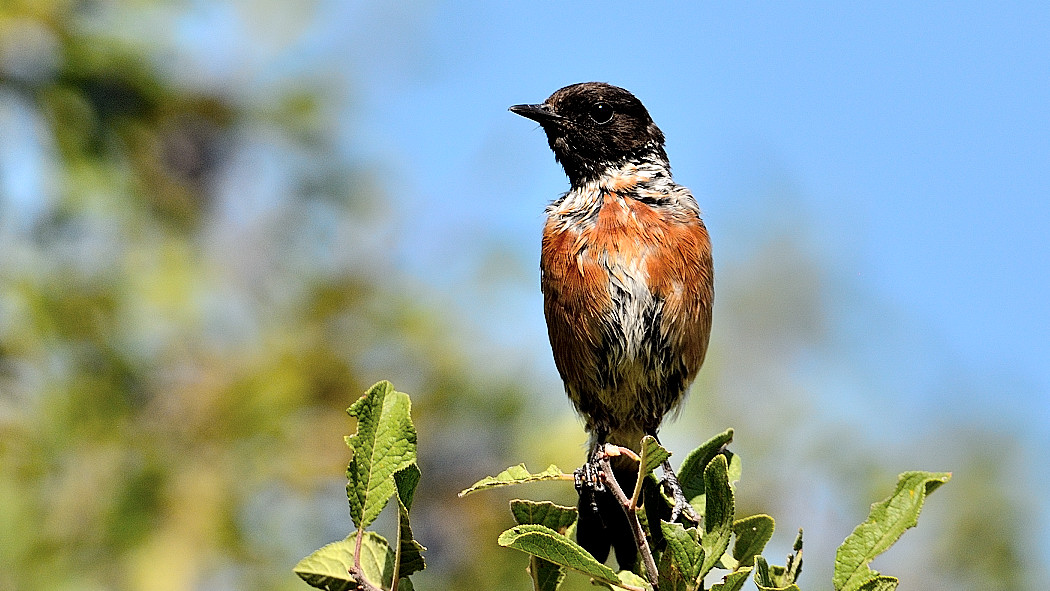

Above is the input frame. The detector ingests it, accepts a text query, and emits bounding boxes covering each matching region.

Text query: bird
[510,82,714,568]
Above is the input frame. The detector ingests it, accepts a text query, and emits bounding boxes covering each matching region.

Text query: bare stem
[602,442,641,463]
[629,470,645,511]
[348,565,385,591]
[354,527,364,570]
[350,528,384,591]
[599,455,660,591]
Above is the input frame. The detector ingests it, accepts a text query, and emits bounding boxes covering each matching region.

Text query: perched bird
[510,82,714,568]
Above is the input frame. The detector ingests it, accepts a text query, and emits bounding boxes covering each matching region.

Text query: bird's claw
[574,450,608,495]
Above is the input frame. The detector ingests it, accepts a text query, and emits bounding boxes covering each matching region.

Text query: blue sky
[339,2,1050,396]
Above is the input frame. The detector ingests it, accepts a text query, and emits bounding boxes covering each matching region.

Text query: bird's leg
[661,459,701,524]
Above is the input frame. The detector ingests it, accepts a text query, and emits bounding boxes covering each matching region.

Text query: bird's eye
[589,102,614,124]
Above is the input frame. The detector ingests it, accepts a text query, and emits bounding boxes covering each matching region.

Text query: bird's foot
[574,448,612,519]
[662,460,701,524]
[574,448,609,495]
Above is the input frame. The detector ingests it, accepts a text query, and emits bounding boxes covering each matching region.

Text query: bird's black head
[510,82,667,186]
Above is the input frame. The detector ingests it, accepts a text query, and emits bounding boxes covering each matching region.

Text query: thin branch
[601,443,646,510]
[350,528,384,591]
[599,455,660,591]
[348,565,385,591]
[354,527,365,570]
[629,470,645,511]
[603,442,641,463]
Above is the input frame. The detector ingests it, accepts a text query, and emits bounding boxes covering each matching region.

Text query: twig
[350,529,385,591]
[629,469,645,511]
[348,565,385,591]
[601,443,646,510]
[598,455,660,591]
[354,527,364,570]
[602,442,641,463]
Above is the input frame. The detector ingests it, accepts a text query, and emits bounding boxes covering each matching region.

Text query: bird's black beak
[509,103,561,123]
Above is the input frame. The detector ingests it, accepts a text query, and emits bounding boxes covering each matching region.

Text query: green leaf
[295,532,402,591]
[833,471,951,591]
[634,436,673,506]
[677,429,734,500]
[510,501,578,591]
[732,514,775,568]
[498,524,621,585]
[710,567,753,591]
[639,435,671,478]
[346,381,417,529]
[857,577,899,591]
[658,521,704,591]
[294,536,358,591]
[529,556,567,591]
[395,501,426,578]
[700,454,734,578]
[511,500,578,532]
[734,516,776,571]
[753,556,801,591]
[394,463,421,512]
[782,529,804,586]
[726,452,742,489]
[616,570,651,589]
[589,570,652,591]
[394,465,426,578]
[458,463,566,497]
[641,474,669,549]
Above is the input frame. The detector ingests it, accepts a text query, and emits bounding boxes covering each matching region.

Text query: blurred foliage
[0,2,526,590]
[0,3,1043,591]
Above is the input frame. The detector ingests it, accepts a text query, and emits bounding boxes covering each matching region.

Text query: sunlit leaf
[639,435,671,478]
[677,429,733,500]
[511,500,577,591]
[700,454,734,578]
[394,465,425,578]
[753,556,801,591]
[294,532,400,591]
[345,381,417,529]
[658,521,703,591]
[710,567,753,591]
[498,524,620,585]
[833,471,951,591]
[732,514,775,568]
[458,464,566,497]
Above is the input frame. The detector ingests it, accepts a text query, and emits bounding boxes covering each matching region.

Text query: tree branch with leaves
[296,382,949,591]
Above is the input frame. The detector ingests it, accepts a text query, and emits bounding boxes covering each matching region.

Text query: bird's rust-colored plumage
[541,169,713,450]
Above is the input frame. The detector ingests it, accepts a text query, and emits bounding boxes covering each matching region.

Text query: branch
[598,454,660,591]
[347,565,385,591]
[349,529,384,591]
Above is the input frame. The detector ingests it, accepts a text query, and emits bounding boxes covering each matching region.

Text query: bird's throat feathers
[546,156,693,229]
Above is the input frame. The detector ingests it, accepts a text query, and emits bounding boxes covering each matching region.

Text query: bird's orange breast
[540,187,713,440]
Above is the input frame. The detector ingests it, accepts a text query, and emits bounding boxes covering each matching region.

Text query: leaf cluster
[294,384,949,591]
[462,429,950,591]
[295,382,426,591]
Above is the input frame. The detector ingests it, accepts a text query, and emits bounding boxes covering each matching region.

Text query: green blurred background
[1,2,1046,590]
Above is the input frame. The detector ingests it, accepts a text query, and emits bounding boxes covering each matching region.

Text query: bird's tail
[575,461,639,569]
